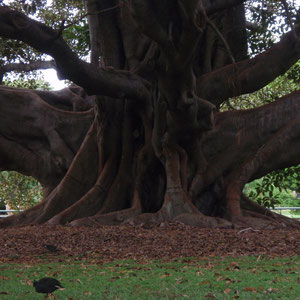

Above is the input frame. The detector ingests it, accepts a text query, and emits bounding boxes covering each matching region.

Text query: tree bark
[0,1,300,229]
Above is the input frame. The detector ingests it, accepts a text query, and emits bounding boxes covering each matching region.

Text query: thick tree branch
[0,85,94,192]
[0,59,56,79]
[191,89,300,200]
[204,0,247,15]
[130,0,202,66]
[84,0,101,66]
[0,6,150,101]
[92,0,125,68]
[245,21,263,32]
[176,0,203,65]
[197,26,300,107]
[130,0,177,60]
[199,1,235,65]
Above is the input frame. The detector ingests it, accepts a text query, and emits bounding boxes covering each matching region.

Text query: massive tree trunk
[0,1,300,229]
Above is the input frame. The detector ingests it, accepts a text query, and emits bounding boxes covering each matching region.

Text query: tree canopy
[0,0,300,229]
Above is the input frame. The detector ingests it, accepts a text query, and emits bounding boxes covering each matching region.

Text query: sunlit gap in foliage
[245,0,298,56]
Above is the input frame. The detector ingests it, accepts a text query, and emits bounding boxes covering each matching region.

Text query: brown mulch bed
[1,223,300,263]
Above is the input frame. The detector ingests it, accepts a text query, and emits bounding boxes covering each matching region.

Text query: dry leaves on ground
[0,223,300,263]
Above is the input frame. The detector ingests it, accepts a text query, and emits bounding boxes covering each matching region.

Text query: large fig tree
[1,0,300,229]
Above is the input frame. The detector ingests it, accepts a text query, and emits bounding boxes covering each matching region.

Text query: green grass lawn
[1,256,300,299]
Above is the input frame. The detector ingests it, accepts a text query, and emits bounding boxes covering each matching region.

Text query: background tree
[0,171,42,211]
[1,0,300,229]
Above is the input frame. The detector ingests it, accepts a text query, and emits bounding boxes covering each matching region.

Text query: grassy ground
[1,256,300,299]
[274,209,300,219]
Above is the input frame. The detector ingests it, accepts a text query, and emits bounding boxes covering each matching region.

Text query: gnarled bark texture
[0,0,300,229]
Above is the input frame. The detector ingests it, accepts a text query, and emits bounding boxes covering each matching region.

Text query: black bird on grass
[33,277,64,299]
[44,244,59,253]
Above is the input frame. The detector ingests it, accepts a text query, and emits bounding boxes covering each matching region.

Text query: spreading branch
[0,5,150,101]
[204,0,247,15]
[0,85,94,191]
[0,59,56,82]
[197,25,300,107]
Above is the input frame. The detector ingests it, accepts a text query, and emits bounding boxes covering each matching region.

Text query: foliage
[245,0,300,56]
[3,74,51,90]
[0,1,47,71]
[244,165,300,209]
[244,176,281,209]
[244,175,293,209]
[62,21,90,58]
[1,0,90,61]
[1,257,300,299]
[286,60,300,84]
[0,171,42,210]
[38,0,90,58]
[0,0,89,85]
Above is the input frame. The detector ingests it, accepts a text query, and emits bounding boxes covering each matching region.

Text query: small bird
[33,277,64,299]
[44,244,59,253]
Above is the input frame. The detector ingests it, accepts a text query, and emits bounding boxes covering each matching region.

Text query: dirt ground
[1,223,300,263]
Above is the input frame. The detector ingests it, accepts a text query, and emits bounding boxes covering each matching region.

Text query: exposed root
[45,157,118,226]
[2,106,300,230]
[124,211,167,226]
[0,200,48,228]
[243,209,300,228]
[230,208,300,229]
[231,216,288,230]
[241,194,275,217]
[173,213,233,228]
[68,207,141,226]
[2,200,300,230]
